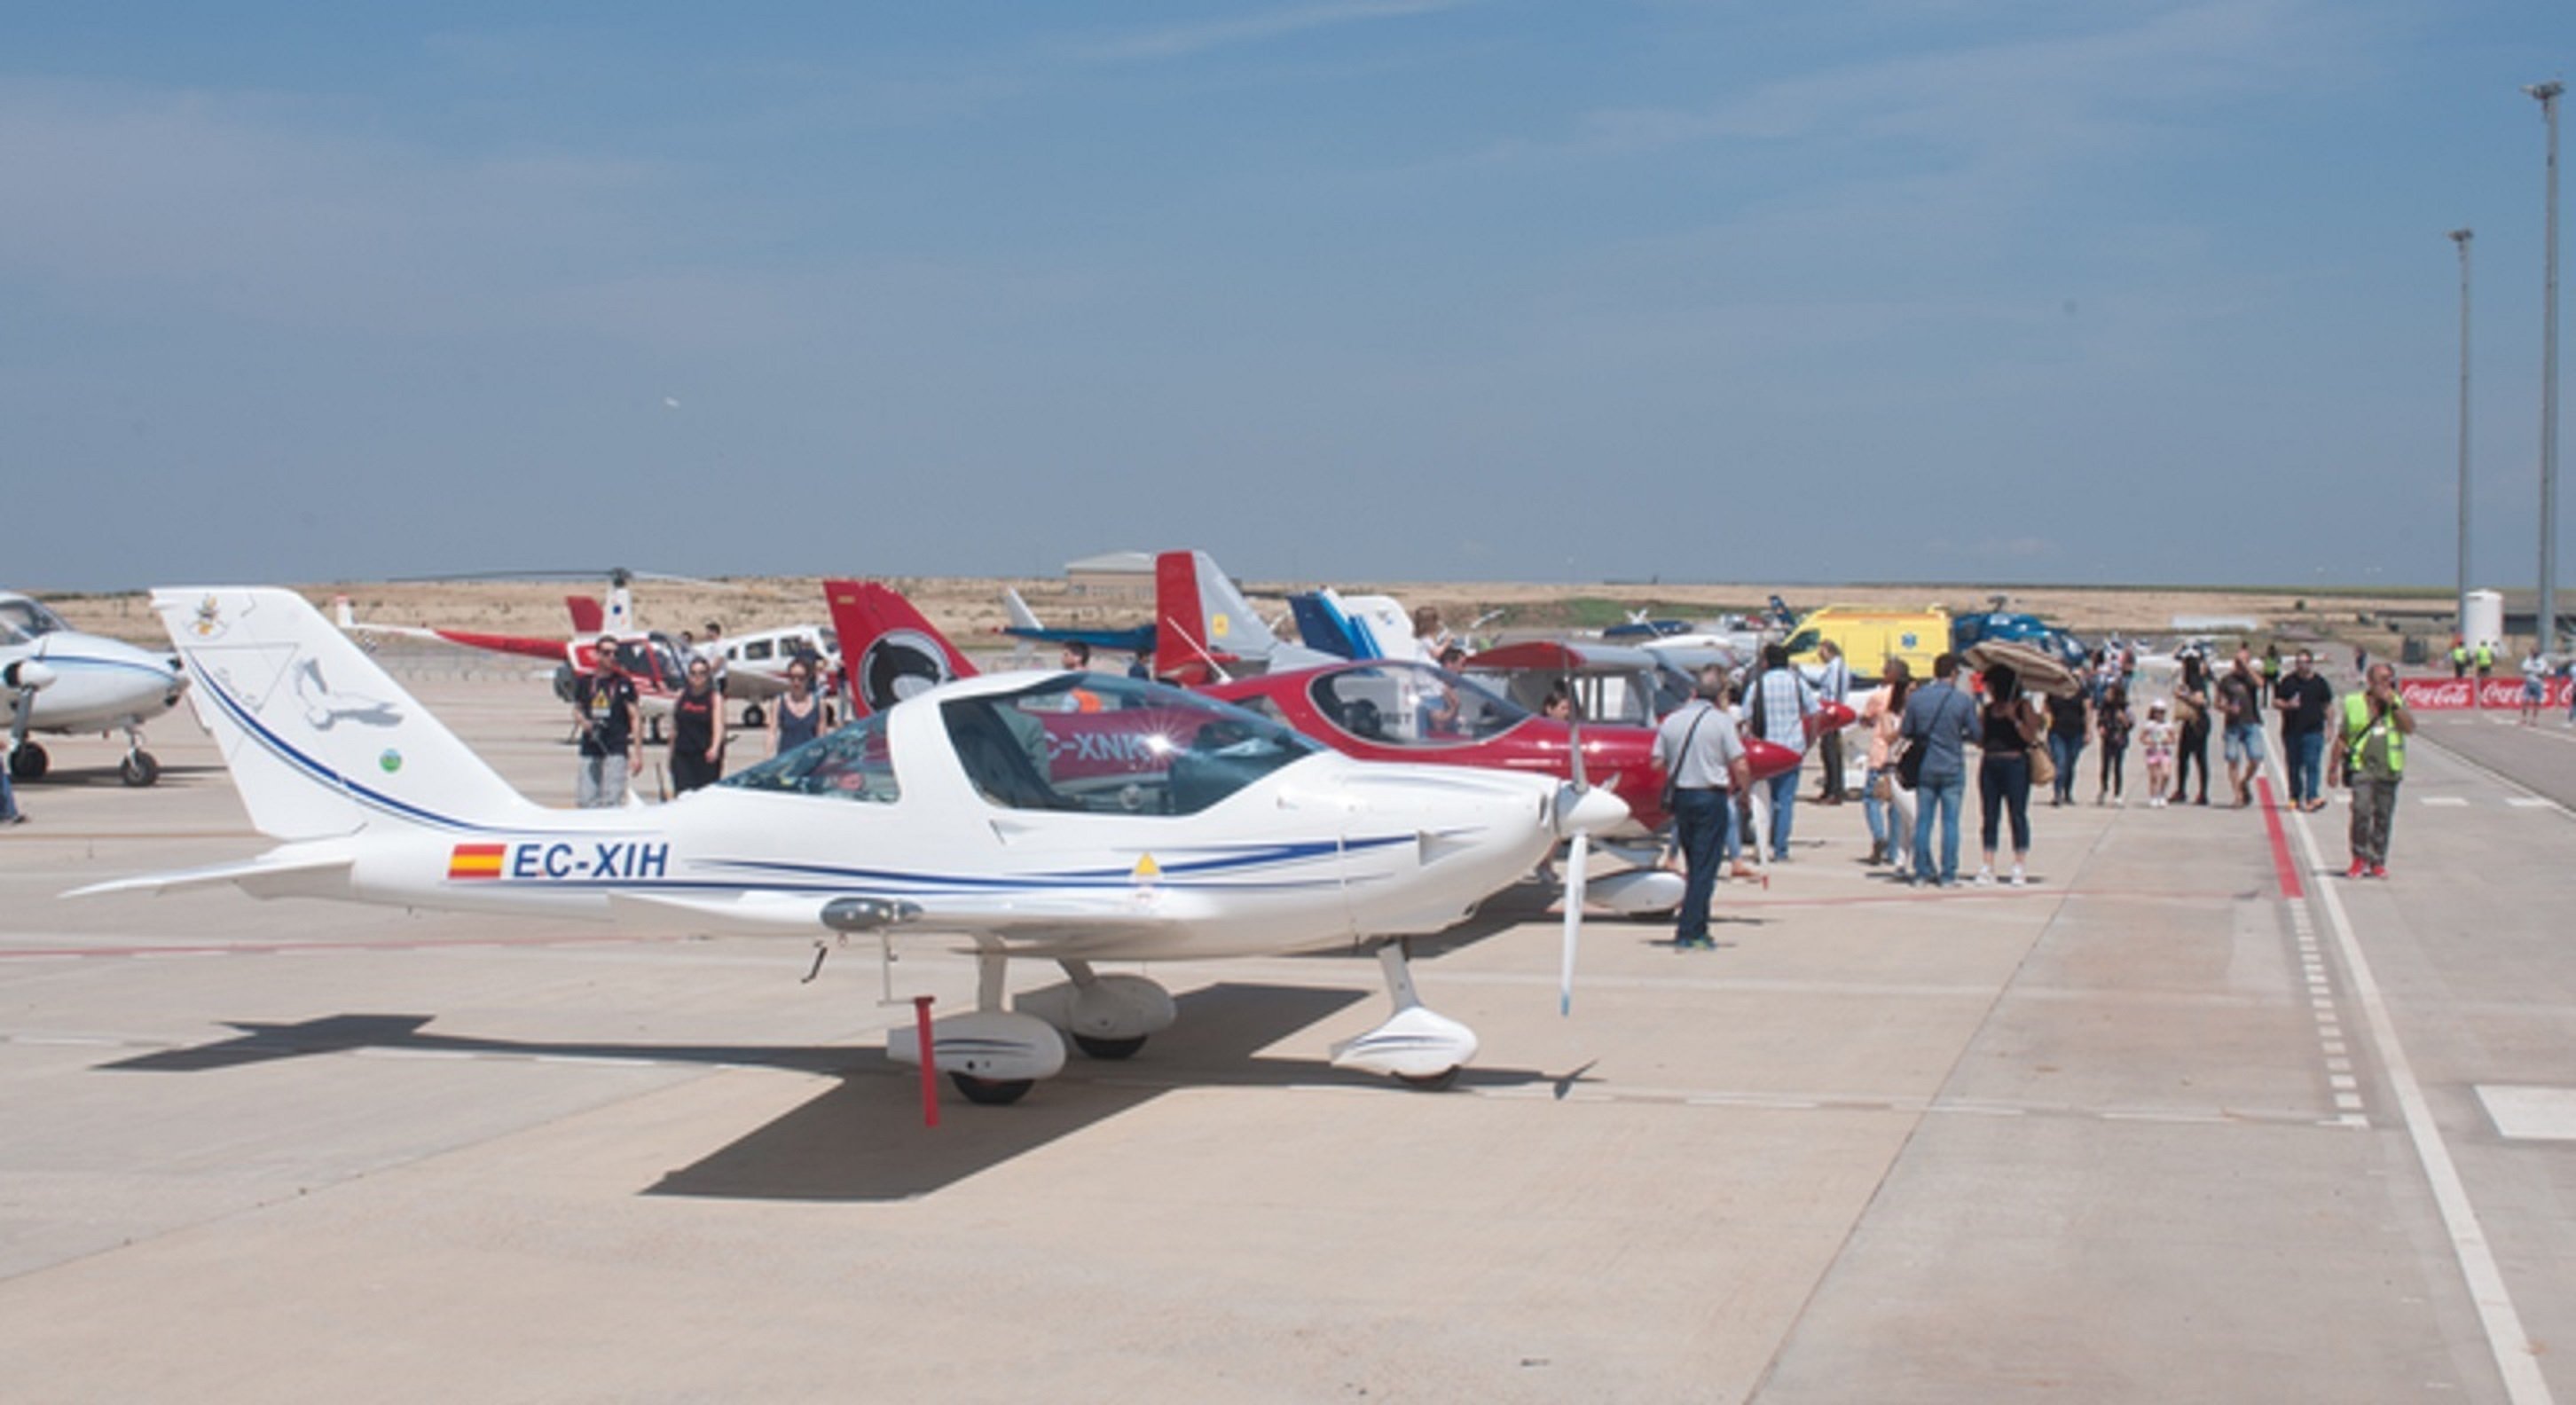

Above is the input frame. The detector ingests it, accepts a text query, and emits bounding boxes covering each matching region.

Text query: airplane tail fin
[1001,587,1046,632]
[566,595,605,634]
[153,589,545,841]
[1286,592,1360,660]
[821,580,979,717]
[1154,550,1279,682]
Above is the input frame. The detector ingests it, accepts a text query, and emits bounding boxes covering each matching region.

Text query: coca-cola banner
[2395,676,2575,710]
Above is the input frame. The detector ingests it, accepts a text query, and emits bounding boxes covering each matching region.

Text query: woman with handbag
[1975,663,2045,887]
[1858,661,1914,867]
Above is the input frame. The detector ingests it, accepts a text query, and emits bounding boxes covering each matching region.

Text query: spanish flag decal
[447,844,507,880]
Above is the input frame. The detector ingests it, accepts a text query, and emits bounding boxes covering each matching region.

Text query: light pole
[2530,80,2563,650]
[2453,227,2474,636]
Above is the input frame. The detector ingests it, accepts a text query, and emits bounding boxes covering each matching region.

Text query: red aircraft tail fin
[565,595,604,634]
[1153,549,1275,683]
[821,579,979,717]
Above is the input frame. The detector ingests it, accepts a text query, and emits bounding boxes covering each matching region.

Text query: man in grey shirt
[1656,669,1750,949]
[1900,652,1979,886]
[1813,640,1851,805]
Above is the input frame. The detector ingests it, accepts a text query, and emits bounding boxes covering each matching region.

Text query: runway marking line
[2277,755,2555,1402]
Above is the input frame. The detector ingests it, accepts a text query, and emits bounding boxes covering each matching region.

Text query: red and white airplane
[336,592,695,724]
[827,578,1725,915]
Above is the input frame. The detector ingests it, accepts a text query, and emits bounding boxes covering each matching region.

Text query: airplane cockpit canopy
[617,633,689,692]
[1308,663,1527,747]
[0,596,71,648]
[721,711,901,803]
[942,673,1319,816]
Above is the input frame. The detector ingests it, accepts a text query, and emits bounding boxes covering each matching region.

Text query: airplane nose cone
[1553,782,1630,838]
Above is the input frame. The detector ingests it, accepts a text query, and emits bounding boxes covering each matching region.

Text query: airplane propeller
[1549,676,1629,1016]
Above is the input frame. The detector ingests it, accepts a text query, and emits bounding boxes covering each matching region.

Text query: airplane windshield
[720,714,900,803]
[626,636,688,691]
[1308,663,1528,747]
[942,673,1318,816]
[0,598,69,647]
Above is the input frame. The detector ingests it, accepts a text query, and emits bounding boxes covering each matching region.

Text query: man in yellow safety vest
[2327,662,2415,879]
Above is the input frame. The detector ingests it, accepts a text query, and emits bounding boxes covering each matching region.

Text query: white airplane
[704,623,838,724]
[0,591,191,785]
[75,587,1628,1103]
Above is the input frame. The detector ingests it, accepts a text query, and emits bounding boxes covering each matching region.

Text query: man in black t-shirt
[573,638,642,808]
[2272,649,2335,812]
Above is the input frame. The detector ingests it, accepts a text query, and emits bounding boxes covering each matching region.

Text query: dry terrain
[43,576,2450,657]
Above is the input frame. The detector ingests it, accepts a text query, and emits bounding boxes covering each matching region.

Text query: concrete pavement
[3,676,2572,1401]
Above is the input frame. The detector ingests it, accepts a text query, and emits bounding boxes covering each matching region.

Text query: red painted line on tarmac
[2256,775,2305,899]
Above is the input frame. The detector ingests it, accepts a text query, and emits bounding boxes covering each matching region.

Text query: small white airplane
[75,587,1628,1103]
[0,591,191,785]
[703,623,838,725]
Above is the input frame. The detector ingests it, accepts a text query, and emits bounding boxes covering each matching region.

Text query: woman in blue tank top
[767,657,833,756]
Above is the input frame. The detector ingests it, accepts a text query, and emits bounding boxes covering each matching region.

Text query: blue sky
[3,2,2570,591]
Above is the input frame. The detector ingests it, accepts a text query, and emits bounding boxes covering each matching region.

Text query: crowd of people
[1652,633,2427,940]
[569,622,838,809]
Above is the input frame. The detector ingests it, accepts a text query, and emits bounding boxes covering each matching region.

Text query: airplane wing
[342,619,573,664]
[997,623,1157,652]
[1463,640,1664,676]
[607,886,1218,954]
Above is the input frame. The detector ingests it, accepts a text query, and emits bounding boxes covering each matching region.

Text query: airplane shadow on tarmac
[98,983,1563,1203]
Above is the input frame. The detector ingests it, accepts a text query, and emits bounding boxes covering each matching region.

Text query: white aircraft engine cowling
[1014,975,1179,1042]
[1585,867,1685,915]
[886,1012,1067,1082]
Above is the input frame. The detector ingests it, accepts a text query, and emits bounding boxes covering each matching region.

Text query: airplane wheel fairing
[950,1073,1034,1106]
[10,742,47,781]
[120,751,160,787]
[1072,1032,1147,1060]
[1395,1067,1462,1092]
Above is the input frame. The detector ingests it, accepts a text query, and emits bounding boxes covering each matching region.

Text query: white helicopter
[75,587,1629,1103]
[0,591,191,786]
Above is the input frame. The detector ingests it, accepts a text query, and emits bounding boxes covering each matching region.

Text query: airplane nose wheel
[9,742,48,782]
[120,751,160,787]
[949,1072,1035,1106]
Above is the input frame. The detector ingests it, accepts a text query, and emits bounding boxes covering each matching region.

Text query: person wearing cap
[572,637,642,807]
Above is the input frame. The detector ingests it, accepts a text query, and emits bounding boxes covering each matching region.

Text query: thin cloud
[1076,0,1478,63]
[1482,0,2352,168]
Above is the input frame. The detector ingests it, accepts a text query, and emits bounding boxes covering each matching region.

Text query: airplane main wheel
[742,703,766,728]
[1072,1033,1147,1061]
[9,742,48,782]
[949,1072,1034,1106]
[120,751,161,787]
[1394,1066,1463,1092]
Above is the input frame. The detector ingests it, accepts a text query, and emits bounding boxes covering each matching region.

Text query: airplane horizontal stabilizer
[65,851,356,901]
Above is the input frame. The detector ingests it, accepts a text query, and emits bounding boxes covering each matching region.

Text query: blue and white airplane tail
[153,588,549,842]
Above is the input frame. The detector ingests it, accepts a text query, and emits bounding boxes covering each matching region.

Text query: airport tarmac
[4,672,2574,1402]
